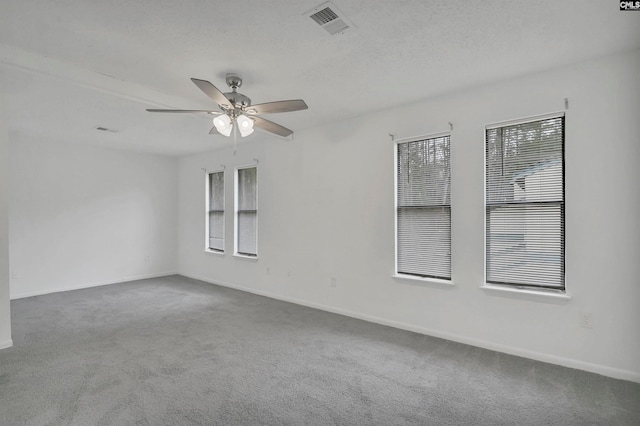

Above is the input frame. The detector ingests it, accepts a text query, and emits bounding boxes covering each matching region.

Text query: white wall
[178,49,640,382]
[9,135,178,298]
[0,96,12,349]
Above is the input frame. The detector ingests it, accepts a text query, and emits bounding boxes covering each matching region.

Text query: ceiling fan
[147,74,308,138]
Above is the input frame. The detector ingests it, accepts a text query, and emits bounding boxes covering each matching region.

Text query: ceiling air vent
[305,2,353,35]
[95,126,118,133]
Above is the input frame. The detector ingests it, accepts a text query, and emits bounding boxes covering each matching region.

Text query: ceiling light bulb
[236,114,254,137]
[213,115,232,137]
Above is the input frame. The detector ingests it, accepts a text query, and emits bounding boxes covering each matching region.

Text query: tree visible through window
[485,115,564,289]
[236,167,257,257]
[208,171,224,252]
[396,135,451,279]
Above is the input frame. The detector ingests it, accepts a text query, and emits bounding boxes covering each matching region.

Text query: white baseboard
[0,339,13,350]
[10,271,178,300]
[181,273,640,384]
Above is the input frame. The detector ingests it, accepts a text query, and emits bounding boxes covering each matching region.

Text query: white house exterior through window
[485,114,565,290]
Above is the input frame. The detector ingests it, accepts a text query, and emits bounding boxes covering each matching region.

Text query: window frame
[394,132,452,283]
[205,170,225,254]
[484,112,565,292]
[234,165,258,258]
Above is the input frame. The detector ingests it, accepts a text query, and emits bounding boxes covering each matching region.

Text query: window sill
[392,274,454,287]
[481,283,570,302]
[233,253,258,261]
[204,249,224,256]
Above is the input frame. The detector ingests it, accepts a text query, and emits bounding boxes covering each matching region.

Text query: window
[207,171,225,252]
[485,114,564,290]
[236,166,258,257]
[396,134,451,279]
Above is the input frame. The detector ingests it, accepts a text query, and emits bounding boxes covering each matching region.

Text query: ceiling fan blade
[252,116,293,137]
[246,99,308,115]
[191,78,231,108]
[146,109,221,114]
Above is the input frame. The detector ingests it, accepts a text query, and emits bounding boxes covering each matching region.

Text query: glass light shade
[236,114,254,137]
[213,114,232,136]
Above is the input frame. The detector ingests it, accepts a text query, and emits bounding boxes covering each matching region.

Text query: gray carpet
[0,276,638,425]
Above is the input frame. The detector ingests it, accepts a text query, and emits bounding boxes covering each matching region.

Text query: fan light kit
[147,73,308,138]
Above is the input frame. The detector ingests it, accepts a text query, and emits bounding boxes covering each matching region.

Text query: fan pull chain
[233,123,238,156]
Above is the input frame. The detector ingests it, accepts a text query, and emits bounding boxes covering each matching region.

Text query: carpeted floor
[0,275,638,425]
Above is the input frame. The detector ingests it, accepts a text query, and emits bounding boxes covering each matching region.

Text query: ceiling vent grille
[305,2,353,35]
[95,126,118,133]
[310,7,338,25]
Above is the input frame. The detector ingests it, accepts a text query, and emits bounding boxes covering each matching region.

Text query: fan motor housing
[224,73,251,108]
[224,92,251,108]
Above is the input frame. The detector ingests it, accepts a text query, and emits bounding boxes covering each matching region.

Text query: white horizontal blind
[397,135,451,279]
[208,171,224,252]
[485,116,564,289]
[237,167,257,256]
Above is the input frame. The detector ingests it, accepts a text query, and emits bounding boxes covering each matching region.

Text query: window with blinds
[485,114,564,290]
[236,167,258,257]
[208,171,224,252]
[396,135,451,279]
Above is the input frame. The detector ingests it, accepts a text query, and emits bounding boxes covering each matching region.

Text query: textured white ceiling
[1,0,639,156]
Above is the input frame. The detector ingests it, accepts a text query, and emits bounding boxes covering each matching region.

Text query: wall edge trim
[10,271,178,299]
[181,273,640,384]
